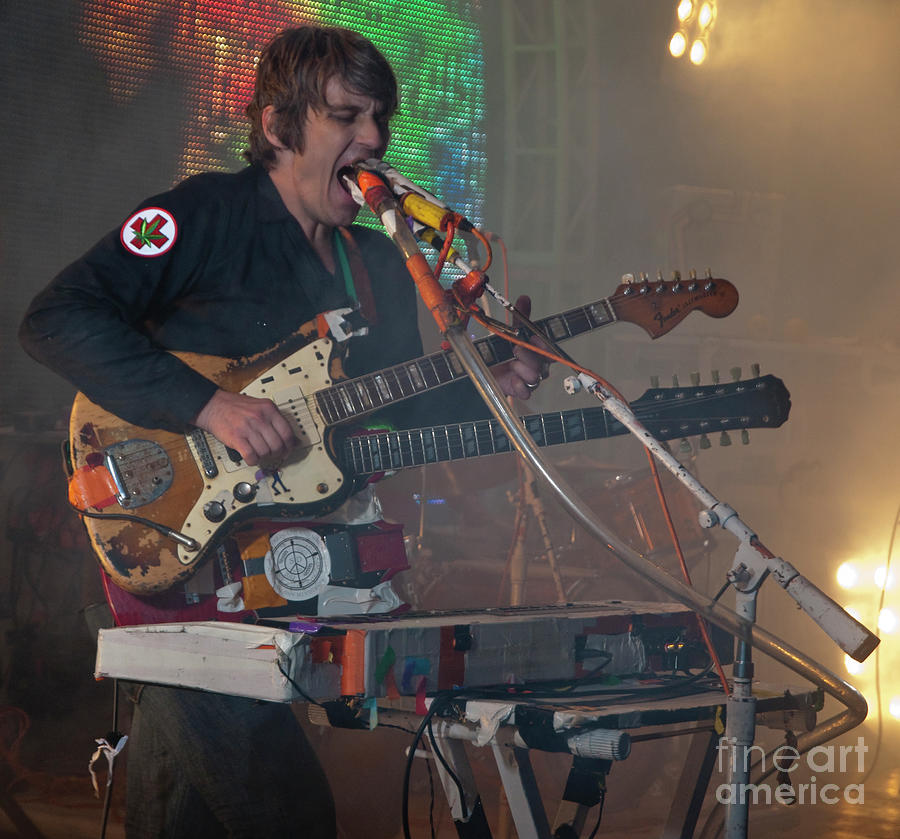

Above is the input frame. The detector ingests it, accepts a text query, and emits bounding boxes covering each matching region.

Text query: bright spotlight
[677,0,694,22]
[890,697,900,719]
[844,654,864,676]
[689,39,708,65]
[836,562,859,589]
[874,565,895,590]
[669,31,688,58]
[878,608,898,633]
[698,2,715,28]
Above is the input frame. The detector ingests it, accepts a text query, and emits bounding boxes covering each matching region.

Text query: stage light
[669,31,688,58]
[836,562,859,589]
[890,697,900,719]
[669,0,717,66]
[844,654,865,675]
[874,565,895,590]
[689,38,708,65]
[878,608,898,633]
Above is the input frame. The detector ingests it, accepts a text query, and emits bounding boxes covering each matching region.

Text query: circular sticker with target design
[120,207,178,257]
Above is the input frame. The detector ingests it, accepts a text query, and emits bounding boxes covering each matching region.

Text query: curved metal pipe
[444,324,867,821]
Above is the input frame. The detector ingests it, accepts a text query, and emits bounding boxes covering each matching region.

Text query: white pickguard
[177,338,345,564]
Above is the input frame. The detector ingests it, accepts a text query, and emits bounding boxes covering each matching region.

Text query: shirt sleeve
[19,177,226,432]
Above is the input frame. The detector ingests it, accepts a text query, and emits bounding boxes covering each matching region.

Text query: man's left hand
[492,295,548,400]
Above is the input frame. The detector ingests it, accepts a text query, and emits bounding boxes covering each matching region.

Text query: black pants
[124,684,335,838]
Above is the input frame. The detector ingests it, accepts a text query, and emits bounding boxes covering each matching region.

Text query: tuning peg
[656,269,664,282]
[699,433,712,450]
[650,375,660,388]
[679,438,692,454]
[690,371,700,386]
[751,363,760,378]
[640,271,649,282]
[671,270,682,291]
[621,272,635,284]
[672,374,680,387]
[660,440,672,454]
[730,366,742,382]
[711,369,720,384]
[719,431,732,447]
[741,429,750,445]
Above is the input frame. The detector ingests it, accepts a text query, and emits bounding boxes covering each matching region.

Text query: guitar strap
[335,227,378,327]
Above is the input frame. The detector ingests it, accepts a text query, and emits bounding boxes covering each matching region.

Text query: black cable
[69,501,201,550]
[586,789,606,839]
[425,744,436,839]
[426,716,469,820]
[98,679,120,839]
[402,692,463,839]
[276,659,324,707]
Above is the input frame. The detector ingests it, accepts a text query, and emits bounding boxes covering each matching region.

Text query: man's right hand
[194,389,296,466]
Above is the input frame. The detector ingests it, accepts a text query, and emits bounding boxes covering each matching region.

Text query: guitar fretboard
[342,406,621,475]
[339,374,788,476]
[314,298,617,425]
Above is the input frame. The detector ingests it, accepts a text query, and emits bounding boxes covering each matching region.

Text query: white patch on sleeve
[120,207,178,257]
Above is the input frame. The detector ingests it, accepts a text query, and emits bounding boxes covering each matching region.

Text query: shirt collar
[255,165,293,223]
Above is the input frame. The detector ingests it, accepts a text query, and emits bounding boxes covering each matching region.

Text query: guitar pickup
[188,429,220,477]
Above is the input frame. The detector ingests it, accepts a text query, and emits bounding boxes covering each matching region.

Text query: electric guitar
[69,276,738,595]
[100,372,790,626]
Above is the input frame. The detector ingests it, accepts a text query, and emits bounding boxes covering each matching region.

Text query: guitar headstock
[631,366,791,448]
[609,270,739,339]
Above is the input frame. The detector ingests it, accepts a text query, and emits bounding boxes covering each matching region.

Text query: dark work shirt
[20,165,482,432]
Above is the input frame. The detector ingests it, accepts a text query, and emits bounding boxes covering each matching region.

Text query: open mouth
[336,166,357,195]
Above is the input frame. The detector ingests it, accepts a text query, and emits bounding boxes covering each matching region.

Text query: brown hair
[244,26,398,168]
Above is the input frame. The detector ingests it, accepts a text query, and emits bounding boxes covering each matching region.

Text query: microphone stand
[349,164,876,839]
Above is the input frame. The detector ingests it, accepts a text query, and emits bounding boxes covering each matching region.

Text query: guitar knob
[203,500,226,523]
[233,482,257,503]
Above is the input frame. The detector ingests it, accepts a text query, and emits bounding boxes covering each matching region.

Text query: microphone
[355,158,474,233]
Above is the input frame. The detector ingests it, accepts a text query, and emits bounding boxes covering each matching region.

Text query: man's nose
[357,115,388,154]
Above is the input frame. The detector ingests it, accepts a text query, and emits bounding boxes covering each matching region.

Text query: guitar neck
[340,374,789,476]
[315,298,616,425]
[342,406,620,476]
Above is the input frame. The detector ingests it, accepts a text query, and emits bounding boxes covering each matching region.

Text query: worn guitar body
[69,324,352,595]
